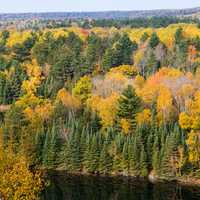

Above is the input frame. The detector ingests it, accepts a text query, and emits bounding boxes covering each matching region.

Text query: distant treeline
[1,17,200,30]
[1,7,200,20]
[84,17,200,28]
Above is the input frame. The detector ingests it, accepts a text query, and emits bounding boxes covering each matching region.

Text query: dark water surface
[42,172,200,200]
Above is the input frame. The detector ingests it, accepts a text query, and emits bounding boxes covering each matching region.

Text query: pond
[42,172,200,200]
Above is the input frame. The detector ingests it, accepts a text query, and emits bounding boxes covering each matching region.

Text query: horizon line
[0,6,199,14]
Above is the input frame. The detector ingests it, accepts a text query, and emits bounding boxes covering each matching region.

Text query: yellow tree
[157,86,174,124]
[88,93,119,128]
[136,109,152,126]
[22,59,43,95]
[0,129,43,200]
[179,91,200,168]
[72,75,92,104]
[57,88,81,110]
[186,131,200,168]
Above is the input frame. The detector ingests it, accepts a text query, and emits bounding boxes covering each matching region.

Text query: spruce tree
[175,27,184,45]
[112,134,124,174]
[83,134,91,172]
[146,132,154,168]
[122,141,129,175]
[146,51,159,76]
[140,145,148,177]
[42,127,58,169]
[87,134,100,173]
[128,137,138,176]
[152,135,160,173]
[117,85,141,132]
[160,125,182,177]
[98,141,112,174]
[149,32,160,49]
[102,47,114,71]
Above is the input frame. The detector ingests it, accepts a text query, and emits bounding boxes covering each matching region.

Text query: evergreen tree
[84,134,100,173]
[84,33,102,74]
[140,32,149,43]
[152,135,160,173]
[42,126,59,169]
[140,145,148,177]
[98,141,112,174]
[160,125,182,177]
[149,32,160,48]
[175,27,184,45]
[112,134,124,174]
[102,47,114,71]
[112,34,137,66]
[117,85,142,132]
[128,137,139,176]
[122,141,129,175]
[146,132,154,168]
[146,51,159,76]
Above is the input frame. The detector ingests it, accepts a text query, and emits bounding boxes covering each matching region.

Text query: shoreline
[44,168,200,187]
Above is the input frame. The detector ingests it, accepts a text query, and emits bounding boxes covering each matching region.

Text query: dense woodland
[1,17,200,31]
[1,22,200,199]
[1,7,200,21]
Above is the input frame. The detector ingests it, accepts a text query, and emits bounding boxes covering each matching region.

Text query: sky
[0,0,200,13]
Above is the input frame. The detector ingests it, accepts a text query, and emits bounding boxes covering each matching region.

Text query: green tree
[102,47,114,71]
[84,33,102,74]
[128,137,139,176]
[113,34,137,66]
[152,135,160,173]
[117,85,142,132]
[146,51,159,76]
[140,145,148,177]
[140,32,149,43]
[99,141,112,174]
[175,27,184,45]
[149,32,160,48]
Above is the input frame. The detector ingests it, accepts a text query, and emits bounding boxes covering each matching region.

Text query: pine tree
[83,134,91,172]
[98,141,112,174]
[149,32,160,49]
[175,27,184,45]
[112,134,124,174]
[71,128,82,171]
[117,85,142,133]
[146,132,154,168]
[102,47,114,71]
[146,51,159,76]
[84,33,102,74]
[122,141,129,175]
[140,145,148,177]
[79,127,88,169]
[42,127,58,169]
[160,125,182,177]
[128,137,138,176]
[84,134,100,173]
[152,135,160,173]
[140,32,149,43]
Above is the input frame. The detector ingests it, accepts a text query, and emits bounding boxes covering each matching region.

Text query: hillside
[1,10,200,198]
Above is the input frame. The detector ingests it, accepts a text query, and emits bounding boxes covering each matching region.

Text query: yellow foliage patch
[109,65,138,78]
[136,109,152,126]
[120,118,131,134]
[6,30,32,47]
[88,93,119,128]
[57,88,81,109]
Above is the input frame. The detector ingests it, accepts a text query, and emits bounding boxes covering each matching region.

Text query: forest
[1,6,200,20]
[1,22,200,199]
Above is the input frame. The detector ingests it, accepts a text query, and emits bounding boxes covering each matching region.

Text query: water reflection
[42,171,200,200]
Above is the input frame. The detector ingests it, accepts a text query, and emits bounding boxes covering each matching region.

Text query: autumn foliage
[1,22,200,194]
